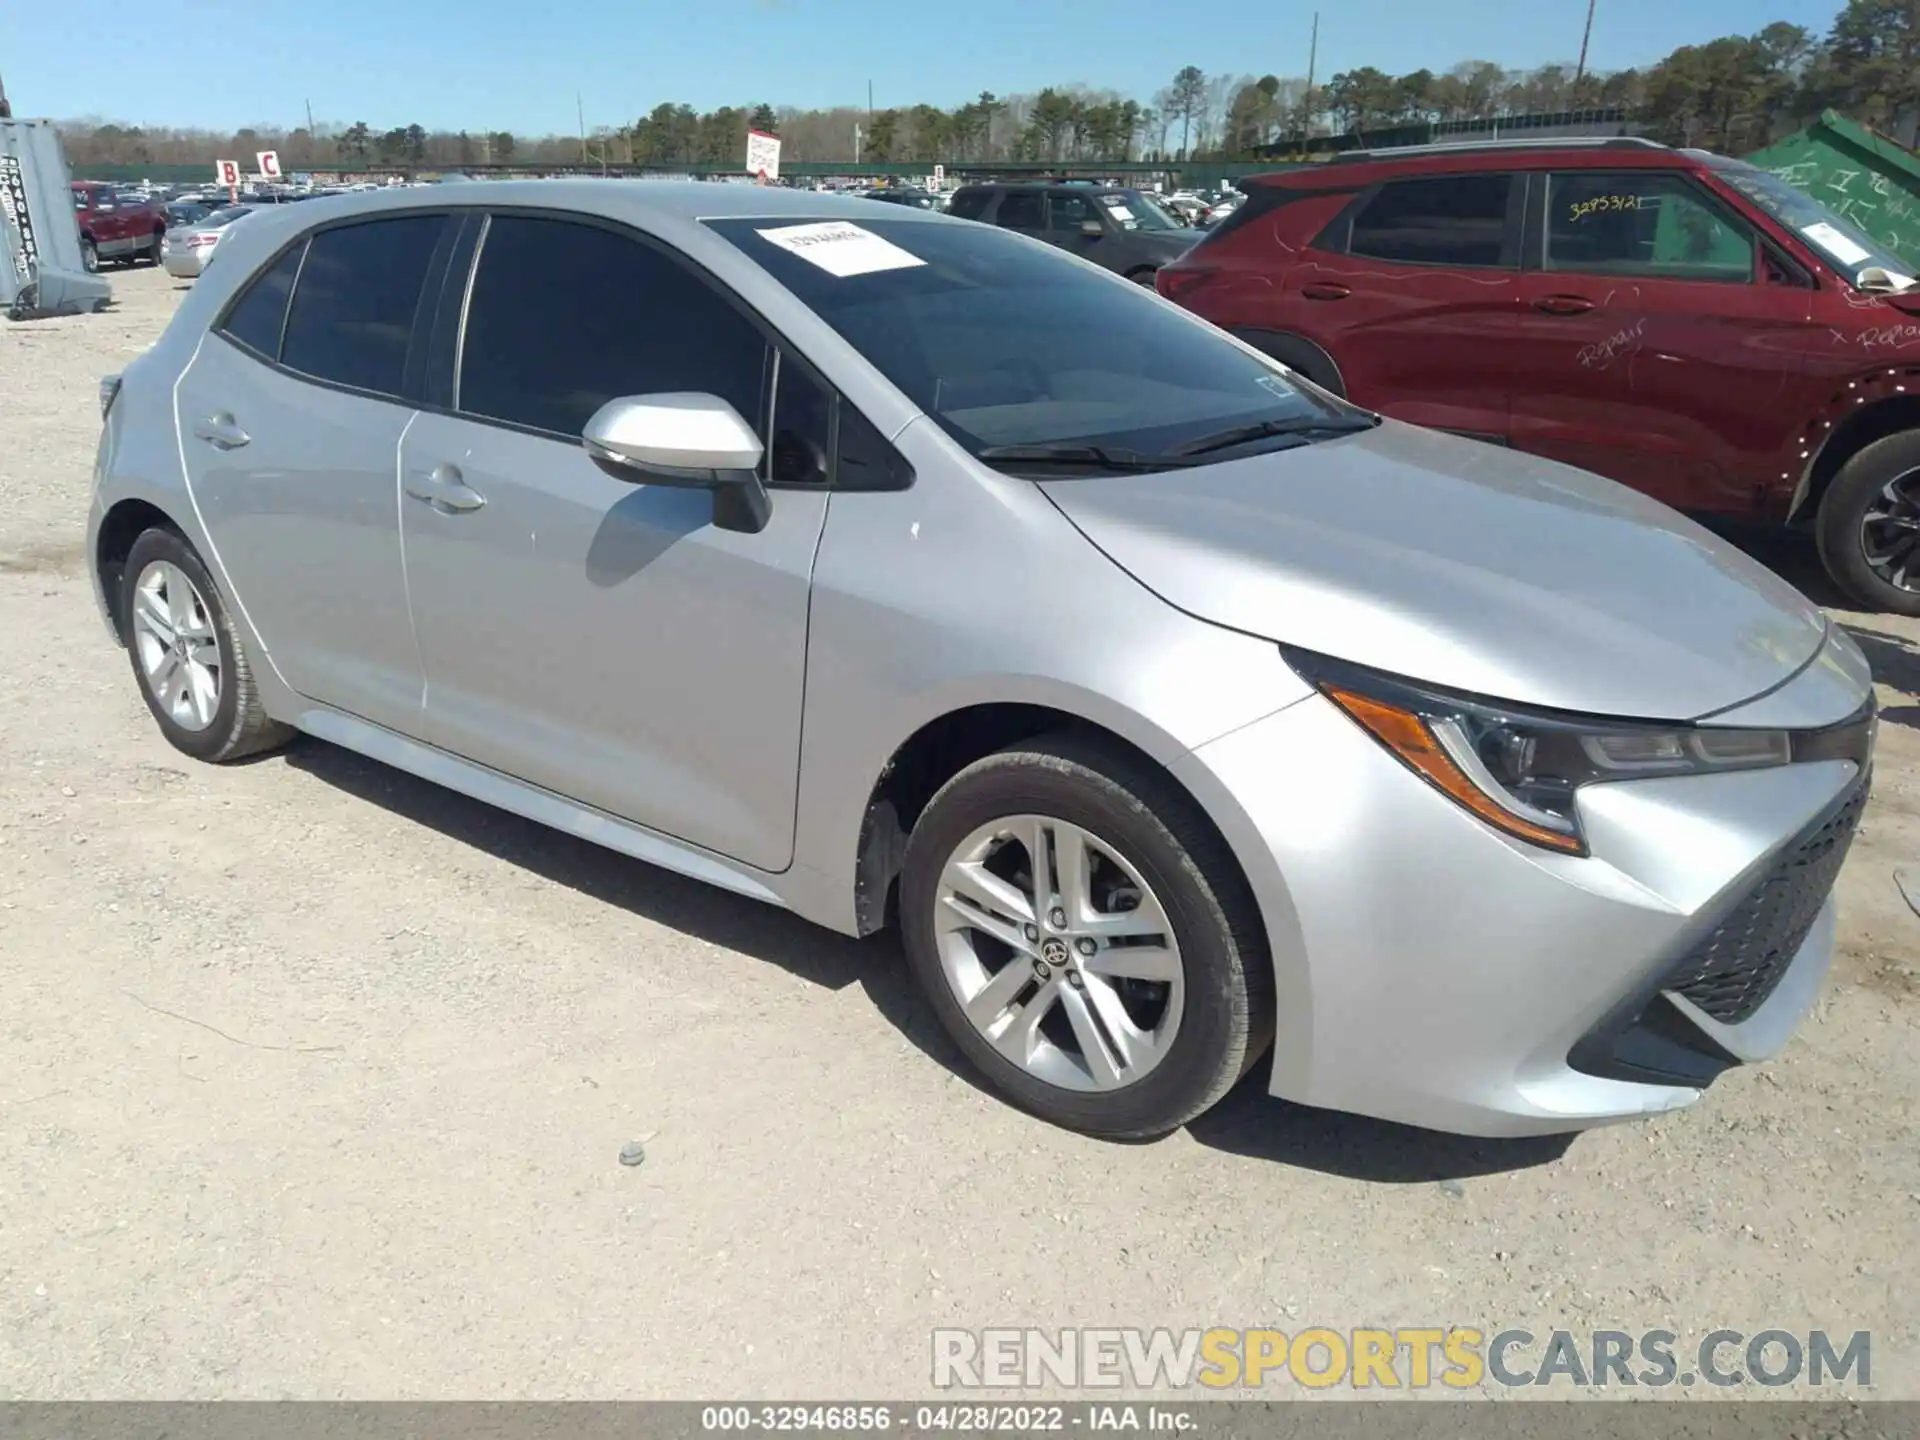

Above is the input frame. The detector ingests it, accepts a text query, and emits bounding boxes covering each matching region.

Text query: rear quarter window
[217,242,307,361]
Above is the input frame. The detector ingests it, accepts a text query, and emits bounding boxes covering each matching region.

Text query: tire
[1816,430,1920,616]
[144,230,165,266]
[1127,267,1159,287]
[899,733,1273,1139]
[118,528,294,763]
[80,237,98,274]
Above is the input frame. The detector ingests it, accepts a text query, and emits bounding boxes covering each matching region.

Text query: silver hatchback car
[89,183,1876,1140]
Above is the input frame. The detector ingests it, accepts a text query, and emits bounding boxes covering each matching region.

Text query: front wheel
[1817,431,1920,615]
[1128,267,1158,288]
[899,735,1272,1139]
[119,528,294,763]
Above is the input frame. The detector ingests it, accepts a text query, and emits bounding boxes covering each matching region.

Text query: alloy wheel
[1862,467,1920,594]
[934,815,1184,1092]
[131,560,221,731]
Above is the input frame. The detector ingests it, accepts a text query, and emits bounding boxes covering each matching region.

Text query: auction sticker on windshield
[1801,221,1873,266]
[756,222,926,278]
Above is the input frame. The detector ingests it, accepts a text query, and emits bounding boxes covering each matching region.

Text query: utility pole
[1574,0,1598,86]
[854,122,863,165]
[578,93,588,164]
[305,98,315,133]
[1302,12,1319,139]
[867,81,874,120]
[0,71,11,120]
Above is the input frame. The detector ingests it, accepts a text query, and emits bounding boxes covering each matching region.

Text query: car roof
[956,182,1135,194]
[1249,136,1702,189]
[241,178,952,227]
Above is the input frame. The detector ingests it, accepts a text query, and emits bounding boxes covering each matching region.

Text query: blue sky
[11,0,1842,136]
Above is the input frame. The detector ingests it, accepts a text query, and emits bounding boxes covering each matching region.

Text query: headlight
[1284,648,1815,857]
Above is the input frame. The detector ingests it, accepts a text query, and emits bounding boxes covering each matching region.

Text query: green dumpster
[1745,109,1920,269]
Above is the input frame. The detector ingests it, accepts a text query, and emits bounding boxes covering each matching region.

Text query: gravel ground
[1,265,1917,1401]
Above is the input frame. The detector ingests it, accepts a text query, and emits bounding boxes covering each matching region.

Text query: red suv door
[1280,171,1526,441]
[1505,168,1815,514]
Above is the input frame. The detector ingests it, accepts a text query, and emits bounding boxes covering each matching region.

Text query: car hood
[1040,420,1830,721]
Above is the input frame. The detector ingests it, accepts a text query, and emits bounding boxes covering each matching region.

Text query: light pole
[1574,0,1598,87]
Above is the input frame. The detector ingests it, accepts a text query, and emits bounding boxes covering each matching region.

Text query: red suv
[1158,137,1920,613]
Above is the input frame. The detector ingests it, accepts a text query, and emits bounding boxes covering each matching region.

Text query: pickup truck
[70,181,165,272]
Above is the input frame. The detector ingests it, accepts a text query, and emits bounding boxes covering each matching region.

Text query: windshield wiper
[975,442,1196,472]
[1171,414,1379,458]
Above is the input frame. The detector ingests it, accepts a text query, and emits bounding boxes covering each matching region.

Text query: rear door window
[1545,171,1756,282]
[1347,174,1516,267]
[994,192,1044,231]
[279,215,449,398]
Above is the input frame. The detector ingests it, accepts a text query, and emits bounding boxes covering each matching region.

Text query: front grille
[1666,776,1869,1024]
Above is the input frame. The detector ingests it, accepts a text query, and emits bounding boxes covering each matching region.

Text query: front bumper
[1176,664,1870,1138]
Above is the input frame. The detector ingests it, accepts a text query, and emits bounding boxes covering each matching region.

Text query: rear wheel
[80,237,98,273]
[1127,267,1159,288]
[1817,430,1920,616]
[899,735,1272,1139]
[119,528,294,763]
[144,230,165,266]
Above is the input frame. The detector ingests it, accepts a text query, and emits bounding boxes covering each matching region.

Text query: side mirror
[1080,219,1105,238]
[582,393,772,534]
[1858,265,1915,295]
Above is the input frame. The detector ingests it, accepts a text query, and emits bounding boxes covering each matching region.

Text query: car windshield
[1714,164,1911,283]
[707,215,1366,468]
[1098,190,1181,232]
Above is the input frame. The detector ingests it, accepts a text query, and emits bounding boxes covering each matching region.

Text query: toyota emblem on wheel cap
[1040,937,1071,966]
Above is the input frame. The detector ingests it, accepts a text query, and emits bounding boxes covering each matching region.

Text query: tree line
[54,0,1919,173]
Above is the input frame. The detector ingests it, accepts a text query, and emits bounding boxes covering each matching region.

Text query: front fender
[786,419,1313,935]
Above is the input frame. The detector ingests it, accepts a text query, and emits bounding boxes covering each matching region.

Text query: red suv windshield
[1712,163,1910,282]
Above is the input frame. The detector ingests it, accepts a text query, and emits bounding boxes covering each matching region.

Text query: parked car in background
[165,201,212,230]
[71,181,166,271]
[89,182,1873,1141]
[160,205,254,279]
[1200,193,1241,228]
[861,189,941,210]
[1162,190,1208,225]
[946,182,1196,284]
[1158,136,1920,613]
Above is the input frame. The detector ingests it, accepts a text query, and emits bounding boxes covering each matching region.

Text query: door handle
[193,414,250,450]
[404,464,487,514]
[1533,294,1596,316]
[1301,282,1351,301]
